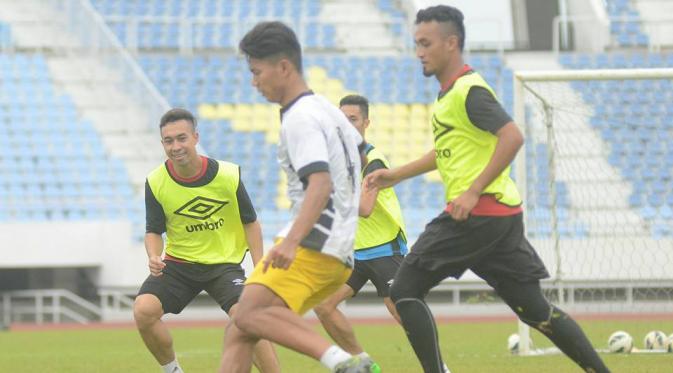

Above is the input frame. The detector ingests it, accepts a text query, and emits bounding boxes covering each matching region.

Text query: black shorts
[138,260,246,314]
[347,255,403,297]
[402,212,548,291]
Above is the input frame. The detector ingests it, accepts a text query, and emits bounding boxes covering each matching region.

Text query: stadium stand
[559,52,673,237]
[92,0,336,50]
[0,0,582,243]
[0,51,139,224]
[605,0,649,47]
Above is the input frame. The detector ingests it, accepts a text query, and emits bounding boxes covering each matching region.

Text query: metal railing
[1,289,102,325]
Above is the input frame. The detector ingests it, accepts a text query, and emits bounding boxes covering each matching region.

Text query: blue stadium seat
[0,53,138,225]
[92,0,340,49]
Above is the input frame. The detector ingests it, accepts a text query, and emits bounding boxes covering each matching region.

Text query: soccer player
[133,108,279,373]
[314,95,406,369]
[365,6,610,373]
[219,22,372,373]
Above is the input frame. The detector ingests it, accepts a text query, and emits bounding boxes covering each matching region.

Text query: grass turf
[1,318,671,372]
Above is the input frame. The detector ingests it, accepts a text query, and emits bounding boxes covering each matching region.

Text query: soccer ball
[507,333,533,354]
[663,333,673,353]
[643,330,667,350]
[607,331,633,353]
[667,334,673,353]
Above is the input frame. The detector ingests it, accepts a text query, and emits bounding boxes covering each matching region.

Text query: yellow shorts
[246,246,352,315]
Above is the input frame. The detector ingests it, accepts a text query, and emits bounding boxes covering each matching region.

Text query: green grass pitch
[1,318,671,372]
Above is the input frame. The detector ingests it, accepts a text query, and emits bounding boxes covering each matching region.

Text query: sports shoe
[368,360,382,373]
[333,356,373,373]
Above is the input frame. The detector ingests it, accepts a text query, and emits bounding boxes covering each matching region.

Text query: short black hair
[239,21,303,73]
[415,5,465,51]
[339,94,369,119]
[160,108,197,131]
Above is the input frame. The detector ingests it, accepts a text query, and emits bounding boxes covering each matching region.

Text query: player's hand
[450,189,480,221]
[365,169,397,191]
[262,241,297,272]
[148,256,165,277]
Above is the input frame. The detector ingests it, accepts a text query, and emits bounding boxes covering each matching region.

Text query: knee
[133,294,163,328]
[389,281,417,303]
[232,310,257,336]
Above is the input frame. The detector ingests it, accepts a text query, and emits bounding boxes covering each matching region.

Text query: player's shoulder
[147,161,168,179]
[283,94,339,129]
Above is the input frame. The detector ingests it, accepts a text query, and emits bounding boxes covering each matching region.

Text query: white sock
[161,359,183,373]
[443,363,451,373]
[357,351,370,359]
[319,345,352,370]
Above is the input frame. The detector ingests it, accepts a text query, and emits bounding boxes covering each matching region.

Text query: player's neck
[436,57,466,88]
[280,77,310,107]
[171,155,203,180]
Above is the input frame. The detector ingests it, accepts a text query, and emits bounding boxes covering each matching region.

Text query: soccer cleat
[333,356,373,373]
[368,360,382,373]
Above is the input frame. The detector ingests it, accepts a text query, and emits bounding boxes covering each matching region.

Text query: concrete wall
[564,0,610,52]
[0,221,146,288]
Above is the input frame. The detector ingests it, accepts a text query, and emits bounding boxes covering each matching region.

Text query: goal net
[513,68,673,354]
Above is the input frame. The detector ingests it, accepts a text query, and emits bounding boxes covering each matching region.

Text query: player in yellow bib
[366,6,609,373]
[314,95,406,372]
[133,109,279,373]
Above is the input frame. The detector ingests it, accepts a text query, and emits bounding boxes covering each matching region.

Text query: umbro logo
[174,196,229,220]
[232,278,245,286]
[387,279,394,286]
[432,114,454,141]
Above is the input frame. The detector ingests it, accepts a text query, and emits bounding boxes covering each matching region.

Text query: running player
[219,22,373,373]
[366,6,610,373]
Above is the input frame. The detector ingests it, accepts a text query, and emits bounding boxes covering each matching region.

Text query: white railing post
[2,293,10,327]
[54,296,61,323]
[36,295,43,324]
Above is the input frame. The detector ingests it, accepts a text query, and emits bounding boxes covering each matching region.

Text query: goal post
[512,68,673,355]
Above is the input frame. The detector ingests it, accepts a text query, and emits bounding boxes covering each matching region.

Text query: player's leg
[133,261,200,372]
[220,300,282,373]
[230,304,280,373]
[221,247,368,372]
[390,260,449,373]
[367,254,405,324]
[204,264,280,373]
[392,212,505,373]
[133,294,174,365]
[314,265,363,354]
[471,213,609,373]
[382,297,401,324]
[495,279,610,373]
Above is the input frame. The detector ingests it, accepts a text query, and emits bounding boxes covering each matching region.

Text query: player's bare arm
[244,220,264,266]
[359,181,378,217]
[144,232,165,276]
[263,171,332,272]
[365,149,436,190]
[451,121,524,221]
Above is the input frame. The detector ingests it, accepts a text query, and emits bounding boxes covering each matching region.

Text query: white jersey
[276,92,362,267]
